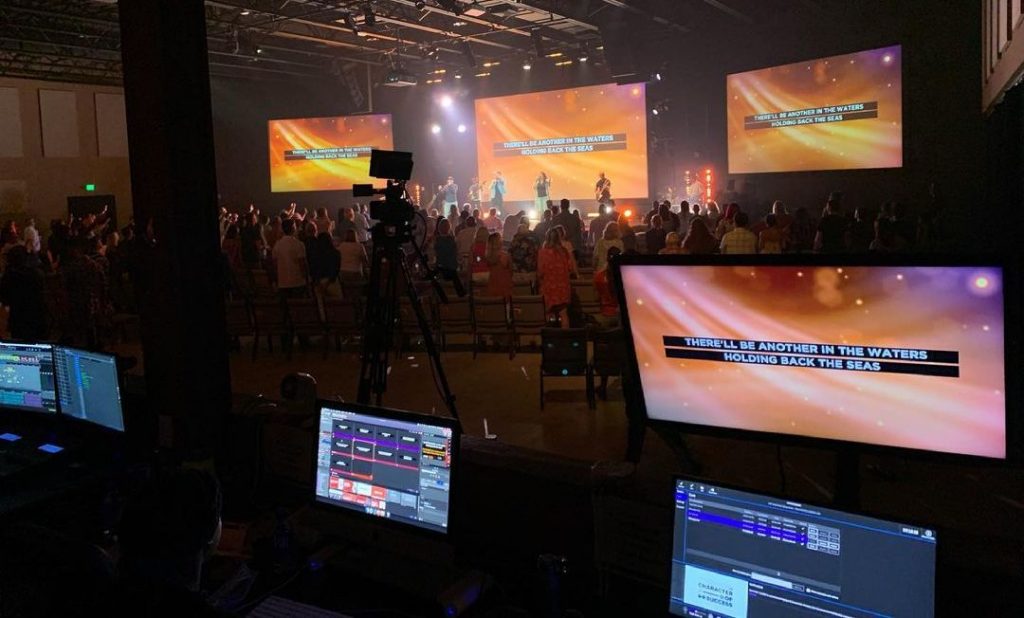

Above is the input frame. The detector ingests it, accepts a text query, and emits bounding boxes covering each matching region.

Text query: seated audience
[758,214,785,254]
[509,223,539,283]
[660,232,685,255]
[680,218,717,255]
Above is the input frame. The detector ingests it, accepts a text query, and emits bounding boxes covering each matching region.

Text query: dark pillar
[118,0,230,454]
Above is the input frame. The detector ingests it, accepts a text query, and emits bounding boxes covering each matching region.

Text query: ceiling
[0,0,843,86]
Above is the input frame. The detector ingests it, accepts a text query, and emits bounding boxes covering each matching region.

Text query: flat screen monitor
[53,347,124,431]
[0,342,57,414]
[314,403,457,534]
[669,478,937,617]
[474,82,648,203]
[268,113,394,192]
[727,45,902,173]
[616,257,1008,459]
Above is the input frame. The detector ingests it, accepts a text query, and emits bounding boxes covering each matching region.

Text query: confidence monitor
[615,256,1009,459]
[53,347,124,432]
[669,478,937,617]
[0,342,57,414]
[314,402,458,534]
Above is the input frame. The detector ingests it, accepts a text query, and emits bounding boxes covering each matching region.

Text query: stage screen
[475,83,648,203]
[268,114,394,192]
[727,45,902,173]
[619,262,1007,459]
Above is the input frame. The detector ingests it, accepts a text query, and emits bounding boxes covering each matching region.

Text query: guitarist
[595,172,612,206]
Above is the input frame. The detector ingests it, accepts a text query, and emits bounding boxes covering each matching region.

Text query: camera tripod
[355,217,461,430]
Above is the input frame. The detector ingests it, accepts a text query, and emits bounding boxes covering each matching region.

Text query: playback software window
[0,343,57,413]
[670,480,937,618]
[315,407,454,533]
[53,348,124,431]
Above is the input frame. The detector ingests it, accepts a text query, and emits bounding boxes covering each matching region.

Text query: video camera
[352,149,416,229]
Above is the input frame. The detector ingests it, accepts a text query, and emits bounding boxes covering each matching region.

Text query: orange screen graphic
[727,46,902,174]
[268,114,394,192]
[475,83,648,202]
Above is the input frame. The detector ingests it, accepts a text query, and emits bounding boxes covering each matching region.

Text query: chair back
[541,328,589,375]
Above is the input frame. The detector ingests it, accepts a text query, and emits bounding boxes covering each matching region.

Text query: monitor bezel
[311,399,461,537]
[53,345,125,432]
[0,341,58,416]
[667,474,940,617]
[612,253,1017,464]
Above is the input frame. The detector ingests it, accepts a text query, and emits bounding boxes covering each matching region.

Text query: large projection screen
[475,83,648,203]
[727,45,902,174]
[617,258,1007,459]
[268,114,394,192]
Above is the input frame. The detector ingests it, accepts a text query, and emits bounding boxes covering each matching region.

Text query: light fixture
[457,124,467,133]
[452,20,467,27]
[546,51,563,58]
[240,9,251,16]
[454,72,463,79]
[482,61,500,68]
[522,60,532,70]
[579,54,588,63]
[432,68,447,74]
[651,108,659,116]
[475,71,491,77]
[554,59,573,67]
[440,94,454,108]
[431,123,442,134]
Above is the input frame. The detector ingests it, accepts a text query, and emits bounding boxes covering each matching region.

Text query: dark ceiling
[0,0,845,86]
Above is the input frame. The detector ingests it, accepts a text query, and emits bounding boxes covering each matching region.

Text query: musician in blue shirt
[490,171,506,210]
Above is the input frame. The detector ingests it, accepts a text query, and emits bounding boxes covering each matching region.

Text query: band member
[595,172,612,204]
[467,177,482,210]
[442,176,459,210]
[490,171,506,210]
[535,171,551,211]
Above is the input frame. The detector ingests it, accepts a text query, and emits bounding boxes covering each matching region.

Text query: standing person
[553,199,583,258]
[593,223,624,271]
[484,207,502,232]
[788,207,815,253]
[719,212,758,254]
[815,198,850,253]
[467,177,482,211]
[22,218,40,255]
[442,176,459,212]
[455,216,479,265]
[314,207,334,237]
[484,233,513,298]
[595,171,612,206]
[503,210,525,243]
[645,214,667,255]
[221,224,243,271]
[489,171,506,211]
[470,226,490,284]
[338,229,369,281]
[618,214,637,253]
[660,232,685,255]
[509,223,539,284]
[537,228,572,328]
[272,218,308,297]
[534,172,551,212]
[592,246,622,330]
[758,214,785,254]
[681,218,718,254]
[0,246,47,341]
[715,203,740,239]
[336,207,357,239]
[533,209,553,243]
[309,232,341,290]
[239,212,263,268]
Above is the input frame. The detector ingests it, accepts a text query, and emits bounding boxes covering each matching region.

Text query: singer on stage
[534,171,551,210]
[595,172,612,207]
[490,171,506,211]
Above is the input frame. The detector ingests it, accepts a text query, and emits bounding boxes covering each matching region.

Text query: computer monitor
[314,402,457,534]
[669,478,937,617]
[0,342,57,414]
[615,256,1010,459]
[53,347,124,431]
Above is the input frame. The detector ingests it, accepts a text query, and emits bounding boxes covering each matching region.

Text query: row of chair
[539,328,627,410]
[224,296,361,359]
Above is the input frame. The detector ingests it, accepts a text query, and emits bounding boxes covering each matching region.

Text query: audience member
[537,228,573,328]
[554,199,583,256]
[0,245,47,341]
[272,218,308,297]
[715,203,740,239]
[534,209,553,242]
[758,214,784,254]
[815,198,850,253]
[509,223,539,283]
[22,218,40,255]
[720,212,758,254]
[618,214,637,253]
[484,233,513,298]
[221,224,242,270]
[680,218,717,254]
[503,210,525,242]
[309,232,341,290]
[470,226,490,283]
[338,229,368,281]
[789,207,815,253]
[646,214,667,255]
[593,223,624,271]
[660,232,684,255]
[455,216,478,260]
[593,246,621,330]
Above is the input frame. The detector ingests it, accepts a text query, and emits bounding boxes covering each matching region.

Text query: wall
[0,77,132,230]
[983,0,1024,112]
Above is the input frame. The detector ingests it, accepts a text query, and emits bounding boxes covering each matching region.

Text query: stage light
[579,54,588,63]
[624,209,633,218]
[432,68,447,74]
[529,209,537,219]
[651,108,659,115]
[440,94,454,108]
[452,20,467,27]
[457,124,467,133]
[554,59,573,67]
[522,60,532,70]
[546,51,563,58]
[482,61,500,68]
[475,71,491,77]
[240,9,251,16]
[654,72,662,81]
[454,73,463,79]
[431,123,442,134]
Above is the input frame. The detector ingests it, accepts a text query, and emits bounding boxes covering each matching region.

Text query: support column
[118,0,230,455]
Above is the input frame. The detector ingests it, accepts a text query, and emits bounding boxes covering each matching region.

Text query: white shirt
[456,226,478,256]
[272,235,307,289]
[352,212,371,242]
[339,242,367,274]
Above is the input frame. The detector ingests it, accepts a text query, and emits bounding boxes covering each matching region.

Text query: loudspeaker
[598,21,639,83]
